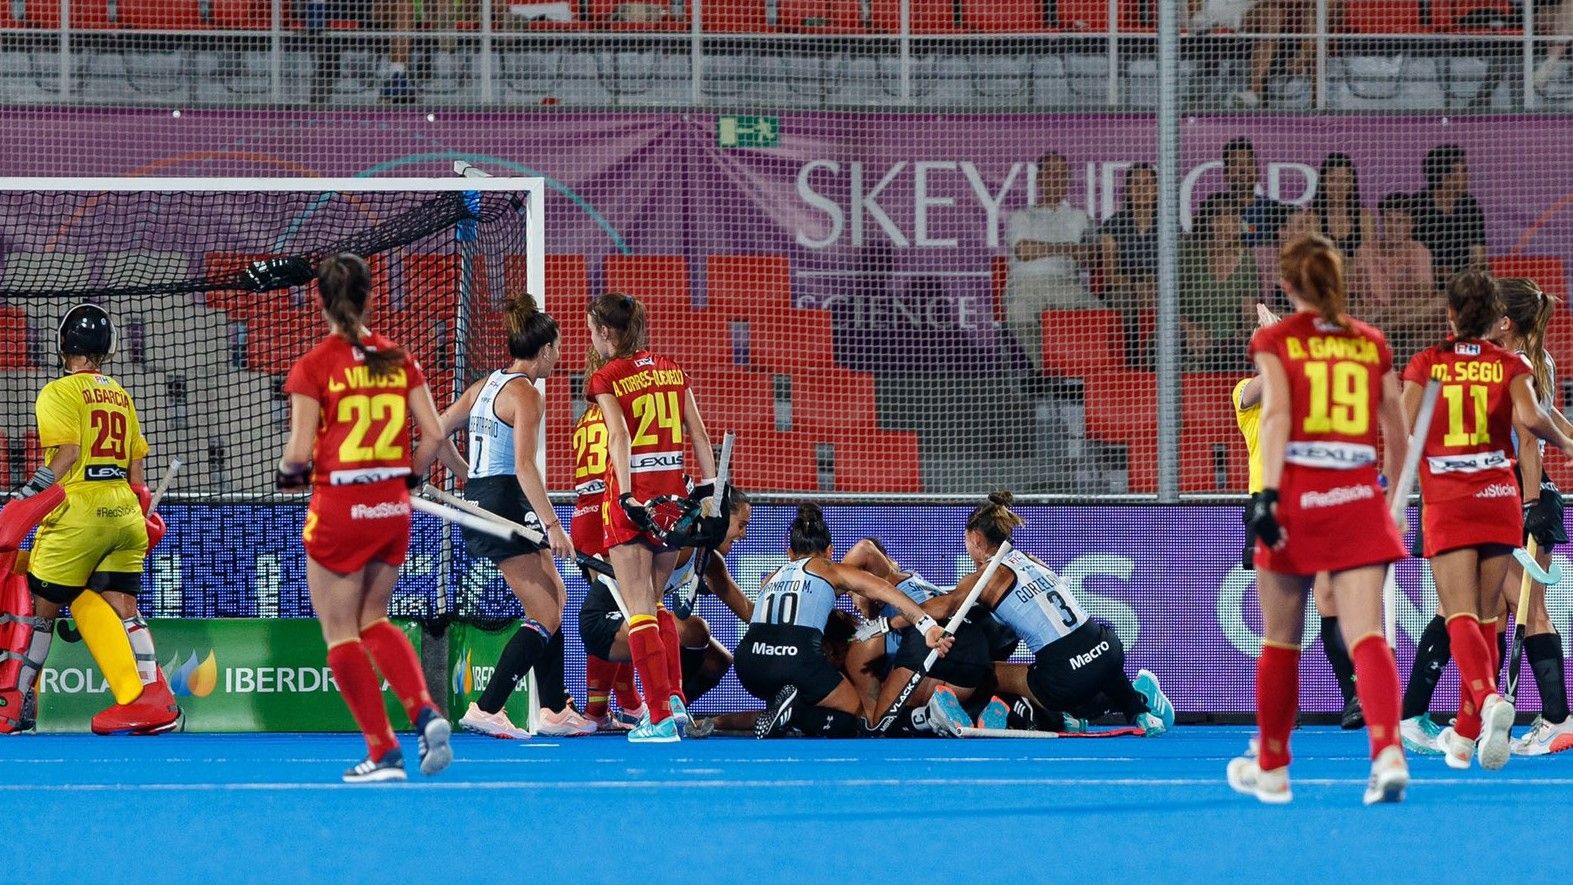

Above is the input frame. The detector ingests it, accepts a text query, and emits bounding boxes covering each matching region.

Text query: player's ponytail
[587,292,648,360]
[1447,270,1502,342]
[317,253,405,378]
[503,292,559,361]
[1279,234,1348,329]
[966,490,1025,548]
[789,503,832,555]
[1498,277,1557,397]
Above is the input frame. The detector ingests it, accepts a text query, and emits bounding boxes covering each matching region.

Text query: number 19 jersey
[1247,310,1404,575]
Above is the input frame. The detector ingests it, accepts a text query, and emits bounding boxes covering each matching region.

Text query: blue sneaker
[343,746,407,783]
[628,713,681,744]
[1060,713,1090,733]
[1136,711,1167,736]
[1401,714,1444,755]
[755,686,799,739]
[925,686,971,737]
[668,694,691,730]
[416,707,453,776]
[975,696,1009,731]
[1133,669,1175,731]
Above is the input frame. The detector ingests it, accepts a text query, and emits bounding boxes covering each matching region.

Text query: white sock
[17,618,54,693]
[123,617,158,686]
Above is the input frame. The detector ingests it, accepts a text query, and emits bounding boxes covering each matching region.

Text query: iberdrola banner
[35,618,423,733]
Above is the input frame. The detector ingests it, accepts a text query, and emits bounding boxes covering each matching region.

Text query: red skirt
[303,482,411,573]
[1422,487,1523,557]
[571,495,608,558]
[1255,466,1405,575]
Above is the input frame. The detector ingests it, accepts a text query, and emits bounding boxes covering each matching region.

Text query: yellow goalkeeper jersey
[1232,377,1263,494]
[35,370,148,512]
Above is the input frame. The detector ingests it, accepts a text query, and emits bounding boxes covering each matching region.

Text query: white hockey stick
[1384,378,1441,644]
[576,553,633,620]
[421,484,545,545]
[146,457,183,513]
[675,431,735,619]
[410,497,543,547]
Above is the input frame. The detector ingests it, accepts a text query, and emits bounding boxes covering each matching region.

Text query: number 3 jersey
[585,351,690,505]
[283,333,426,487]
[989,549,1088,655]
[34,369,149,521]
[1402,338,1529,503]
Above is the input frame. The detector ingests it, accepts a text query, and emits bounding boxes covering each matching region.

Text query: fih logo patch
[452,646,473,695]
[164,650,218,698]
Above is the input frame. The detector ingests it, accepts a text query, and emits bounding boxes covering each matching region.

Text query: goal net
[0,176,545,619]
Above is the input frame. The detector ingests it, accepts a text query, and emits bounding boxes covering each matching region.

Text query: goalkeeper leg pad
[0,571,40,732]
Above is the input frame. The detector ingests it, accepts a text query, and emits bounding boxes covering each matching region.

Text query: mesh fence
[3,2,1573,713]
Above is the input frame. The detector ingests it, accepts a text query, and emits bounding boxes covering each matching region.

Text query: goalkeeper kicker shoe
[628,714,680,744]
[975,696,1009,731]
[755,686,799,739]
[1133,669,1175,731]
[1400,714,1443,755]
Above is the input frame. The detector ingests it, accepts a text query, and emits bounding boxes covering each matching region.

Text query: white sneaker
[1227,754,1291,804]
[458,702,532,739]
[1363,745,1408,805]
[1511,714,1573,756]
[537,705,598,737]
[1436,725,1475,770]
[1477,694,1513,771]
[1400,715,1443,755]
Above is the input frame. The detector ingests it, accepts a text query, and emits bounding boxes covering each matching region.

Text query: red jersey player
[1400,271,1573,772]
[570,399,638,728]
[585,292,717,743]
[1233,234,1411,805]
[278,252,452,783]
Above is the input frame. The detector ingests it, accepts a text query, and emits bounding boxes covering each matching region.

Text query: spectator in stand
[1190,1,1323,108]
[1222,138,1291,248]
[1310,153,1374,259]
[1535,0,1573,88]
[1413,145,1487,285]
[1100,163,1159,367]
[1352,193,1439,363]
[1005,152,1097,375]
[1180,193,1261,371]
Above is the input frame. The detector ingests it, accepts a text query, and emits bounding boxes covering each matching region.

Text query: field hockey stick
[1504,535,1563,703]
[420,483,545,545]
[675,431,735,619]
[575,553,633,620]
[1384,377,1442,644]
[147,457,182,513]
[410,497,545,548]
[955,725,1147,739]
[873,540,1014,734]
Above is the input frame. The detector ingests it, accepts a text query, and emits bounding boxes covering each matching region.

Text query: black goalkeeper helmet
[58,303,116,363]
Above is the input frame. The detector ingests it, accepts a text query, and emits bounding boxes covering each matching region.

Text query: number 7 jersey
[1402,337,1529,502]
[1247,310,1393,472]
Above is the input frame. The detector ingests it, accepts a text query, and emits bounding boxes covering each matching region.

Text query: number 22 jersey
[1247,311,1404,574]
[283,333,426,487]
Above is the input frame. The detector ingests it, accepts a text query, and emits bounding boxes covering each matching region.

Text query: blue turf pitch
[10,726,1572,883]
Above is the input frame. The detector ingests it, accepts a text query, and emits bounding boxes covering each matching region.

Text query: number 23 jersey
[585,351,690,504]
[283,333,426,487]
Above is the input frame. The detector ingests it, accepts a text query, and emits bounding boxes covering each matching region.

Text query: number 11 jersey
[1401,338,1528,504]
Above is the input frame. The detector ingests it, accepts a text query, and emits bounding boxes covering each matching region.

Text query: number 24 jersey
[585,351,690,503]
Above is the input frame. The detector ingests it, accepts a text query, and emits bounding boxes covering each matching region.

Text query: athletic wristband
[11,466,56,499]
[542,519,560,531]
[915,615,940,635]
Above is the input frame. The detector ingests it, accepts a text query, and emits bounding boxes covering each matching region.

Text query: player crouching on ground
[1,304,180,736]
[914,492,1174,738]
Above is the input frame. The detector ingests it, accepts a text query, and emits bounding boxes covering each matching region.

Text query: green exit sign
[717,115,779,148]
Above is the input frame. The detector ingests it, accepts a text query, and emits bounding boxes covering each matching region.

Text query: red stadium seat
[1180,373,1250,492]
[962,0,1046,32]
[542,254,595,372]
[542,374,576,489]
[1052,0,1154,32]
[787,367,878,430]
[604,254,692,317]
[208,0,272,29]
[1429,0,1516,32]
[707,255,834,371]
[729,422,820,491]
[868,0,960,33]
[685,366,775,438]
[1040,309,1123,377]
[246,304,315,376]
[825,431,921,492]
[13,0,113,28]
[117,0,207,29]
[1489,255,1568,298]
[1084,368,1158,492]
[22,431,41,477]
[0,307,27,369]
[0,432,9,489]
[1341,0,1422,34]
[703,0,769,32]
[776,0,863,32]
[585,0,687,29]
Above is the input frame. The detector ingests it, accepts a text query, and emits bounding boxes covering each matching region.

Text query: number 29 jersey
[585,351,691,506]
[283,333,426,487]
[1247,310,1404,574]
[34,370,149,519]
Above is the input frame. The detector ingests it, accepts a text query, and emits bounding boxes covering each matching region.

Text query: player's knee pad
[0,484,65,552]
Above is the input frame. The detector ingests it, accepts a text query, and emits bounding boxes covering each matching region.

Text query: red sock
[1256,643,1300,771]
[612,662,641,711]
[1479,619,1500,686]
[327,641,397,760]
[656,607,686,705]
[1446,615,1493,739]
[627,614,671,723]
[1350,634,1403,759]
[359,619,433,726]
[585,655,618,718]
